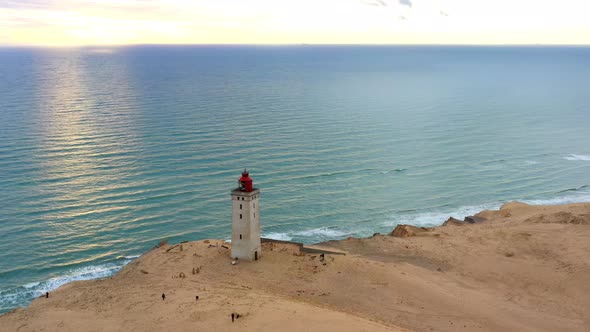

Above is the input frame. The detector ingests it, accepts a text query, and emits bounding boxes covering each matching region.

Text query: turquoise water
[1,46,589,313]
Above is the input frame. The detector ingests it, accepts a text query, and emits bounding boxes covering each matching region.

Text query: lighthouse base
[231,245,261,262]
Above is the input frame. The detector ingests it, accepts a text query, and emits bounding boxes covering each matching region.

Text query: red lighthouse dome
[238,169,254,192]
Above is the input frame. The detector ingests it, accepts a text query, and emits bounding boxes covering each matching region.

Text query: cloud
[361,0,387,7]
[399,0,412,8]
[0,0,54,10]
[361,0,412,8]
[6,0,588,46]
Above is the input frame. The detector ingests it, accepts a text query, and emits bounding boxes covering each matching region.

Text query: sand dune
[2,202,589,331]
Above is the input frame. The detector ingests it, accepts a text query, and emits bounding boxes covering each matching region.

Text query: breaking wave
[0,259,135,314]
[263,227,349,243]
[564,154,590,161]
[522,192,590,206]
[382,203,502,228]
[263,232,293,242]
[294,227,348,237]
[382,188,590,229]
[116,255,141,260]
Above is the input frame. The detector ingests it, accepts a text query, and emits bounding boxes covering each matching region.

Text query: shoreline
[2,189,590,314]
[1,201,590,331]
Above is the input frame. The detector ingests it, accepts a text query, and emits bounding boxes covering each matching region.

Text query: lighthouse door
[254,251,258,261]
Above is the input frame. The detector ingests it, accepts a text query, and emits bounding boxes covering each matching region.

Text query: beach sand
[2,202,589,331]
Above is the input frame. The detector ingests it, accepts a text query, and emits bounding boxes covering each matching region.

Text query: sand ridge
[1,202,590,331]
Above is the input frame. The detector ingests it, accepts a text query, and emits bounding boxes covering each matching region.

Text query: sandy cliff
[2,202,589,331]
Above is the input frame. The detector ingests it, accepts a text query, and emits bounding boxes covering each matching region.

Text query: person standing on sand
[231,313,234,322]
[162,293,166,301]
[45,292,49,298]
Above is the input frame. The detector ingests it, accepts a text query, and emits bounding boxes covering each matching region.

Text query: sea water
[1,45,589,313]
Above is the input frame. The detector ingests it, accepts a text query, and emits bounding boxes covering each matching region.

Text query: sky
[1,0,589,46]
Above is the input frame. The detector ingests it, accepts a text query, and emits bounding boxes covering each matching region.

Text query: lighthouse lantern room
[231,170,261,261]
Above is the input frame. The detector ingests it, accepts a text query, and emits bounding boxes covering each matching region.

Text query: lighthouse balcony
[231,188,260,196]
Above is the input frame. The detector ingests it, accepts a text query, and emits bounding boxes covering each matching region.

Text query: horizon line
[2,43,590,49]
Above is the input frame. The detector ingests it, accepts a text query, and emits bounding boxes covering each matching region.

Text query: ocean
[0,45,589,314]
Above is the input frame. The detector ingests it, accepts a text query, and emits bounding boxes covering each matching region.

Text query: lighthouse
[231,170,261,261]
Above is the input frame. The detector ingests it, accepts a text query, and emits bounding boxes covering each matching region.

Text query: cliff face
[2,202,590,332]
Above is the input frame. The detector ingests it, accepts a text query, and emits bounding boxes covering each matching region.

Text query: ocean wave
[23,282,40,289]
[294,227,348,237]
[265,188,590,245]
[557,184,588,193]
[380,190,590,230]
[382,203,502,228]
[290,170,361,181]
[264,168,379,184]
[564,154,590,161]
[381,168,407,174]
[263,232,293,241]
[263,227,349,242]
[522,192,590,206]
[0,261,131,314]
[115,255,141,260]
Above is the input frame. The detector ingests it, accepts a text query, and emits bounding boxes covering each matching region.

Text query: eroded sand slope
[2,202,589,331]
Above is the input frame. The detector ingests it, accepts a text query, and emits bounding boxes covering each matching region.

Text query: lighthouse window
[240,214,242,219]
[240,234,242,239]
[240,204,242,209]
[254,213,255,218]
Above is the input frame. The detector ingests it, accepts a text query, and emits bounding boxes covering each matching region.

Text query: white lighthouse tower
[231,170,261,261]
